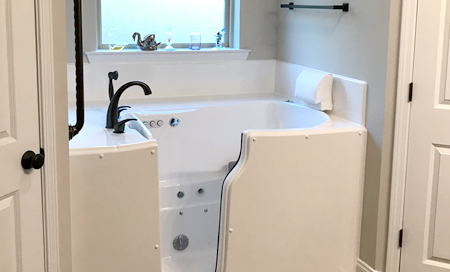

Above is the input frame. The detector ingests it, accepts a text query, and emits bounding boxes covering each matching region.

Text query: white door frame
[386,0,419,271]
[35,0,69,271]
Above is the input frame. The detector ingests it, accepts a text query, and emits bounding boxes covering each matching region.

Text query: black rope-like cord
[69,0,85,140]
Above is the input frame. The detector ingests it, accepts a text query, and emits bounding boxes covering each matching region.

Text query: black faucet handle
[113,118,137,134]
[118,105,131,111]
[118,105,131,119]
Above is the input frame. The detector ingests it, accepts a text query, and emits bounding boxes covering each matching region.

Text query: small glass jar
[190,29,201,50]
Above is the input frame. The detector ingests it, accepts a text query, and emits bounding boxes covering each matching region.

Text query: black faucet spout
[106,81,152,129]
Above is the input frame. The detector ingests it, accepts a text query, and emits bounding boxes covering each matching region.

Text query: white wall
[67,60,276,103]
[276,0,402,269]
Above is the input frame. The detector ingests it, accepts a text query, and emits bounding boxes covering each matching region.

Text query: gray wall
[239,0,278,59]
[276,0,402,269]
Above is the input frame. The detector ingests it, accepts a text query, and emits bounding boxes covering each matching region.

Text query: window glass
[100,0,226,47]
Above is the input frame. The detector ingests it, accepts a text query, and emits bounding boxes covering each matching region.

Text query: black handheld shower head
[108,71,119,80]
[108,71,119,100]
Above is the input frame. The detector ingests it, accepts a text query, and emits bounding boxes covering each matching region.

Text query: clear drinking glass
[189,29,201,50]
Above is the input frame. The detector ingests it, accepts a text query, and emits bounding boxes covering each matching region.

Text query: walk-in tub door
[69,141,161,272]
[217,128,367,272]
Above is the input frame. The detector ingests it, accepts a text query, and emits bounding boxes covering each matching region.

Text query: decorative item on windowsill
[189,29,201,50]
[108,28,127,51]
[213,28,225,50]
[132,32,161,51]
[163,29,175,51]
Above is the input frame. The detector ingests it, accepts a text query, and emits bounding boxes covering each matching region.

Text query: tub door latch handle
[113,118,137,133]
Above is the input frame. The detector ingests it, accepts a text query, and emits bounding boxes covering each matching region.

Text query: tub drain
[173,235,189,251]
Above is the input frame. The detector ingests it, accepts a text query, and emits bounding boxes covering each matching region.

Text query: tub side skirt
[218,128,367,272]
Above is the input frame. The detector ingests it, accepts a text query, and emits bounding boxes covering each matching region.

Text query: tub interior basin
[127,100,331,180]
[128,101,331,139]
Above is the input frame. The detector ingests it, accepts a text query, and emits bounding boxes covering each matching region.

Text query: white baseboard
[357,259,382,272]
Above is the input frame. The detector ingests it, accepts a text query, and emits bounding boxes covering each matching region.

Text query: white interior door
[401,0,450,271]
[0,0,45,271]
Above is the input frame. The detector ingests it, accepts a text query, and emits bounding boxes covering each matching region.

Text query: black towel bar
[281,2,349,12]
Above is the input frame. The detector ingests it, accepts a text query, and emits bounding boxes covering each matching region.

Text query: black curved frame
[69,0,85,140]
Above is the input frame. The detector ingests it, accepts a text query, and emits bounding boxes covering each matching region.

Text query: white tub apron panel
[218,128,367,272]
[69,141,161,272]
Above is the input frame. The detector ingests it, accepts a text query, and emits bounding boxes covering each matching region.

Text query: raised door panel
[0,194,19,272]
[0,0,20,205]
[0,194,20,272]
[437,0,450,105]
[0,0,20,195]
[430,146,450,261]
[0,0,12,141]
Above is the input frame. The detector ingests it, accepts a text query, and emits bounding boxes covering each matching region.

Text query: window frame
[96,0,231,50]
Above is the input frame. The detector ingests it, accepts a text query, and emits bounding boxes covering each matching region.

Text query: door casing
[386,0,419,271]
[35,0,71,271]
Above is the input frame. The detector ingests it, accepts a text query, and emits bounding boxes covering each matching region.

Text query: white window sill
[85,48,251,64]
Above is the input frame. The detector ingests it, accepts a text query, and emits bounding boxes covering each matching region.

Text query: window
[99,0,229,49]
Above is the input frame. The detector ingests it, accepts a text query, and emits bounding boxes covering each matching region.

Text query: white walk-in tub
[69,96,366,272]
[127,98,365,272]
